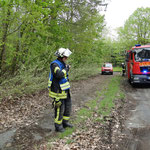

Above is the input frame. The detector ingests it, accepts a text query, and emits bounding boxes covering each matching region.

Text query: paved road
[124,83,150,150]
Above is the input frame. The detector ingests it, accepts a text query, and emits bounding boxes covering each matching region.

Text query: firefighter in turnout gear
[48,48,73,132]
[121,63,126,76]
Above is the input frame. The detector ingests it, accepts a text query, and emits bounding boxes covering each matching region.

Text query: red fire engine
[126,44,150,84]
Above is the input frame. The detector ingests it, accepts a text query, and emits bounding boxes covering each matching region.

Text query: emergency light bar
[135,44,141,47]
[143,70,147,73]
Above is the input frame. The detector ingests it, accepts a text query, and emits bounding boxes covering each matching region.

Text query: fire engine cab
[126,44,150,84]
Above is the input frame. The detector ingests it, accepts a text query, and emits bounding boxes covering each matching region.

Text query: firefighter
[48,48,73,132]
[121,63,126,76]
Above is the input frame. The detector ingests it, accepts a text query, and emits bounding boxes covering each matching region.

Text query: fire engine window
[138,49,150,58]
[134,48,150,61]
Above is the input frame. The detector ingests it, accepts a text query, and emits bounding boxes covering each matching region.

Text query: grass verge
[113,66,122,72]
[40,75,124,149]
[75,75,124,125]
[0,64,101,101]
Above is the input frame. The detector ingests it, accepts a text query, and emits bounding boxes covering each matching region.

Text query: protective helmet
[55,48,72,57]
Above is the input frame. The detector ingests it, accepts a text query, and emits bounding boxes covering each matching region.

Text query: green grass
[0,70,48,101]
[57,127,75,139]
[69,64,101,81]
[97,77,121,117]
[0,64,101,101]
[113,66,122,72]
[66,139,74,144]
[1,62,124,148]
[75,76,122,124]
[33,75,124,149]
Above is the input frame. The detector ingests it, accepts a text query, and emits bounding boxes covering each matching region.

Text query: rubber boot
[55,124,65,132]
[63,120,73,128]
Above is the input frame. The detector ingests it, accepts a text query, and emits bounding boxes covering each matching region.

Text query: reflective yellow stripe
[63,116,70,120]
[49,90,67,99]
[48,80,52,87]
[61,85,70,90]
[55,120,62,124]
[62,69,67,77]
[55,107,62,124]
[60,82,70,87]
[48,69,52,87]
[55,98,60,102]
[60,82,70,90]
[54,67,60,73]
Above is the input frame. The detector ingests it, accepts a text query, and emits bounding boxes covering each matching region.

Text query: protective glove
[65,64,71,72]
[53,99,62,108]
[55,100,62,107]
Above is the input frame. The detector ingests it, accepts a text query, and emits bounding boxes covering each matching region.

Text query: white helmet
[55,48,72,57]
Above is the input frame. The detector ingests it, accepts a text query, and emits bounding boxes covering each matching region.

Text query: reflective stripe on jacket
[48,59,70,99]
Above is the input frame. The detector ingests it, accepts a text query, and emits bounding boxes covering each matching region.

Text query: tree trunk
[0,8,10,76]
[11,42,20,74]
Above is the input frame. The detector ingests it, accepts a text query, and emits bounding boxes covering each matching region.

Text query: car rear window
[103,64,112,68]
[104,64,112,67]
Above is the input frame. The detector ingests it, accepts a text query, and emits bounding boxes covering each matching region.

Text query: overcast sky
[103,0,150,37]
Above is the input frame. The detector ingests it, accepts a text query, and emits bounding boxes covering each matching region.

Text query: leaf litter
[41,97,128,150]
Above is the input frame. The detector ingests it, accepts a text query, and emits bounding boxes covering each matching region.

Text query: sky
[103,0,150,38]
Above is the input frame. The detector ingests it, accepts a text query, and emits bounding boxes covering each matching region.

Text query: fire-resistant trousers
[54,90,72,127]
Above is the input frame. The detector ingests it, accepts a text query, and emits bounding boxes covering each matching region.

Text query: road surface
[122,81,150,150]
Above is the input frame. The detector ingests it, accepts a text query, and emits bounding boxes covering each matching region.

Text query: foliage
[113,66,122,72]
[117,7,150,50]
[0,0,114,100]
[0,64,100,101]
[0,0,108,78]
[101,7,150,66]
[100,37,125,66]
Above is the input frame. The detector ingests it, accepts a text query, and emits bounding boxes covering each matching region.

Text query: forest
[1,1,150,149]
[0,0,150,100]
[0,0,107,76]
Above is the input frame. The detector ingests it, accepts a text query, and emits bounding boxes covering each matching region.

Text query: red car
[101,63,113,75]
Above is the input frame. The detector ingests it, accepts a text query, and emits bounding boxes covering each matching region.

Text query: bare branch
[6,21,24,37]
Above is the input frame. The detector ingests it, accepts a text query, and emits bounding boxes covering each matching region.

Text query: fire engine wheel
[129,75,136,87]
[101,72,104,75]
[129,74,133,84]
[128,79,131,84]
[132,83,137,87]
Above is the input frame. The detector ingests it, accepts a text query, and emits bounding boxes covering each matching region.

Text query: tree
[0,0,109,76]
[117,7,150,50]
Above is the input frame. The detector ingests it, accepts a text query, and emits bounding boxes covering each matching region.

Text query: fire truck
[126,44,150,84]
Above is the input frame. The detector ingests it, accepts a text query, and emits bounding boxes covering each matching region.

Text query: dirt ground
[0,73,114,150]
[2,72,150,150]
